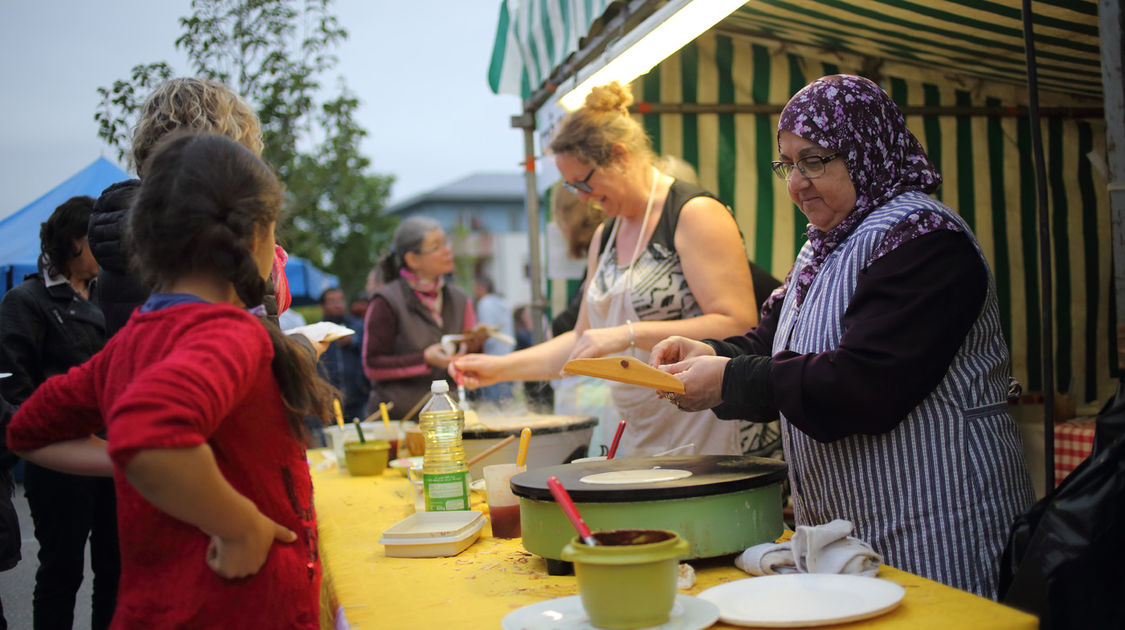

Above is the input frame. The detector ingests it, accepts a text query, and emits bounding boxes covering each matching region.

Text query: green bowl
[344,440,390,476]
[561,529,689,629]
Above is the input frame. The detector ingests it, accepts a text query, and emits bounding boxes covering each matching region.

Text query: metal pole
[1100,0,1125,370]
[1022,0,1055,493]
[512,111,548,345]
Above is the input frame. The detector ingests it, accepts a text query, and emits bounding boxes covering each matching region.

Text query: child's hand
[205,512,297,579]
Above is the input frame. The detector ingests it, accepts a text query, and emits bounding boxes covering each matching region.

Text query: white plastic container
[379,511,485,558]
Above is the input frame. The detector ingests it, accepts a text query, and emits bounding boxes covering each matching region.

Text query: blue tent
[284,255,339,306]
[0,157,131,296]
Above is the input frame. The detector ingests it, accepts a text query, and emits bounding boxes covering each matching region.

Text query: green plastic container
[344,440,390,476]
[561,529,689,629]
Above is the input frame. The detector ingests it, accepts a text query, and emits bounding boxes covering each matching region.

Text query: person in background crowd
[0,385,19,630]
[8,133,335,628]
[317,287,368,421]
[88,77,318,355]
[456,82,760,457]
[348,292,370,321]
[472,276,514,403]
[651,75,1034,598]
[547,182,618,452]
[0,196,119,629]
[364,265,387,298]
[363,217,480,417]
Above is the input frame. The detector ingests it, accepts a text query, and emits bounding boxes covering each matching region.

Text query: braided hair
[128,132,333,438]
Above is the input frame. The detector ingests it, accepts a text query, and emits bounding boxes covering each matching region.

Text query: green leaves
[94,0,393,297]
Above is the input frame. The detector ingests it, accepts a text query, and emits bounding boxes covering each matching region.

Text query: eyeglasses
[770,154,841,181]
[562,168,596,194]
[416,238,449,255]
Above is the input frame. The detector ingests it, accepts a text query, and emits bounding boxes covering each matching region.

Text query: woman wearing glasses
[456,82,761,457]
[364,216,479,416]
[651,75,1033,598]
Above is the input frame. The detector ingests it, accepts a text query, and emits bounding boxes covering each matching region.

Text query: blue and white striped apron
[773,191,1034,598]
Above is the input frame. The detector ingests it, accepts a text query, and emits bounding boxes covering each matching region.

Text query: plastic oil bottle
[419,380,470,511]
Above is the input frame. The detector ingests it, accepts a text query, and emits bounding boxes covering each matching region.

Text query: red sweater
[8,302,319,629]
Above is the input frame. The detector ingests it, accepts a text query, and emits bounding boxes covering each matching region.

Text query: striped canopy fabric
[489,1,1103,101]
[489,0,1114,405]
[489,0,614,99]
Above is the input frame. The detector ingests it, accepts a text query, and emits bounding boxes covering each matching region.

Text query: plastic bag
[998,382,1125,628]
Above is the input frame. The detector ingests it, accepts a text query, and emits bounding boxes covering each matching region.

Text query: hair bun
[584,81,632,114]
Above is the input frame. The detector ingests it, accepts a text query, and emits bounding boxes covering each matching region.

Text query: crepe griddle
[510,455,787,502]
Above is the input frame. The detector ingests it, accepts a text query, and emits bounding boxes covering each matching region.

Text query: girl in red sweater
[8,132,334,629]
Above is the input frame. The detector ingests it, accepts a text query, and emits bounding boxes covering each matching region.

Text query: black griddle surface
[510,455,787,502]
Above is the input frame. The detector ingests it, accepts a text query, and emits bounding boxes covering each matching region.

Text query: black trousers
[23,463,120,630]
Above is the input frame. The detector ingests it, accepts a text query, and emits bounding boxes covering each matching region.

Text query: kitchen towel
[735,519,882,577]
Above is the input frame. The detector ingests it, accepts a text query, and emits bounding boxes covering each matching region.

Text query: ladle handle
[547,476,596,546]
[606,420,626,459]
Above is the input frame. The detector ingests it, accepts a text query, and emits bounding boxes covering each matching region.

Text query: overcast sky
[0,0,526,219]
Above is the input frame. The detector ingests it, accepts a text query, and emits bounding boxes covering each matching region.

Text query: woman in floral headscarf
[650,75,1034,598]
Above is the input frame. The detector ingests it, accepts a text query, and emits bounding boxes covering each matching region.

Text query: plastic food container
[379,511,486,558]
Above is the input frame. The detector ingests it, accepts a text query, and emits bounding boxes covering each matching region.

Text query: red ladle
[547,476,597,546]
[606,420,626,459]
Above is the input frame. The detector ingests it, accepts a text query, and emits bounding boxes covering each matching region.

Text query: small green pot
[561,529,689,629]
[344,440,390,476]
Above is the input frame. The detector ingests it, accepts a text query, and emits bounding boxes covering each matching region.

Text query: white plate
[469,478,486,492]
[502,594,718,630]
[697,574,904,627]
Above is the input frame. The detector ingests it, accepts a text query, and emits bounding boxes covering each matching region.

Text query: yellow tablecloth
[310,451,1036,630]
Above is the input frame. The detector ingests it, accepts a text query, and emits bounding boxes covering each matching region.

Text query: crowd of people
[0,70,1038,628]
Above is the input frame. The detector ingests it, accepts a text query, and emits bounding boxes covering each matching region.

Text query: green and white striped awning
[489,0,1103,101]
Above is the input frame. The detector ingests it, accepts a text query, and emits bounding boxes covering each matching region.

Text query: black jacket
[89,179,284,333]
[89,179,147,336]
[0,271,106,406]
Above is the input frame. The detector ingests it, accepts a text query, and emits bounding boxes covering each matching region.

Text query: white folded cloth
[735,519,882,577]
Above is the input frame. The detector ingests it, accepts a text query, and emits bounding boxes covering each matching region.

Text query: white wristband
[625,319,637,353]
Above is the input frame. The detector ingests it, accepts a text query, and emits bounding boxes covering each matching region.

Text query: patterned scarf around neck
[400,268,444,325]
[773,74,943,312]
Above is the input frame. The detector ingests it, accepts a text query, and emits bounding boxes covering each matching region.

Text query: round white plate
[501,593,718,630]
[698,574,904,627]
[469,478,486,492]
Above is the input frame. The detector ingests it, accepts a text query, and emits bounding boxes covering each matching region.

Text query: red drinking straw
[547,476,597,546]
[606,420,626,459]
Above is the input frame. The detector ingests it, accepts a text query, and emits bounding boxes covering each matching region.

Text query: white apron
[584,175,741,457]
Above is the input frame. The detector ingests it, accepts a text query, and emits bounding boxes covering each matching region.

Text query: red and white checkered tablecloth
[1054,418,1096,486]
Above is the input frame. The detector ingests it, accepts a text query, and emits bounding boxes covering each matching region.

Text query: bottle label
[423,471,470,511]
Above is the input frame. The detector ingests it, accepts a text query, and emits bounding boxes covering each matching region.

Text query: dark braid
[129,132,335,440]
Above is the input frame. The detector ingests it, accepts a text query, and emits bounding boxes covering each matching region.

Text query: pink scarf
[400,268,444,325]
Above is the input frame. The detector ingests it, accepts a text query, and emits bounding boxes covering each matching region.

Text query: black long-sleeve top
[707,229,987,443]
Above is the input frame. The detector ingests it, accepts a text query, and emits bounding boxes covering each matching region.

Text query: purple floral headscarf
[775,74,944,310]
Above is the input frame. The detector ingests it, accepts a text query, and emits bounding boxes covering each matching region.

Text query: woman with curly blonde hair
[456,82,761,457]
[88,77,299,336]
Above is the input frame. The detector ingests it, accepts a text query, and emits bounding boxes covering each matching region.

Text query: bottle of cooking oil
[419,380,469,511]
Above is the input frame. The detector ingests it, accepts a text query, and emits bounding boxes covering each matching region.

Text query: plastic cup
[408,466,425,512]
[483,463,523,538]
